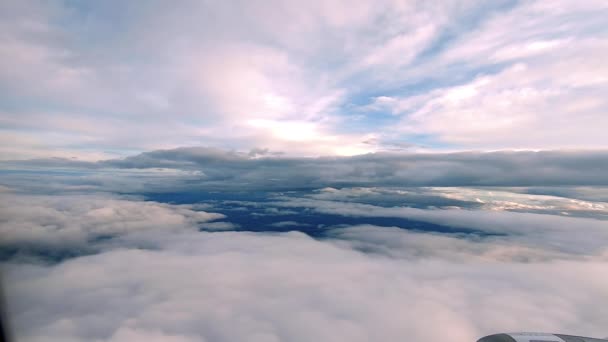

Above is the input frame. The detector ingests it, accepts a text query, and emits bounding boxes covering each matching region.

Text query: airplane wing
[478,333,608,342]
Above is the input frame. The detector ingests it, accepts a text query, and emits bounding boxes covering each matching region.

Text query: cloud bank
[3,228,608,342]
[3,148,608,193]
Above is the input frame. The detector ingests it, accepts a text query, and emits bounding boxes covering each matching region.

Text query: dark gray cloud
[3,148,608,193]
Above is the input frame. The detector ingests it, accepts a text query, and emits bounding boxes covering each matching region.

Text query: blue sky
[1,0,607,159]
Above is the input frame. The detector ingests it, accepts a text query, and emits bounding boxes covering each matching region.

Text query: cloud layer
[1,169,607,341]
[4,229,608,342]
[3,148,608,192]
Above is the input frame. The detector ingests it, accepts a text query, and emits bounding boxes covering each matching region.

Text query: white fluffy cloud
[327,225,576,262]
[0,193,224,254]
[3,229,608,342]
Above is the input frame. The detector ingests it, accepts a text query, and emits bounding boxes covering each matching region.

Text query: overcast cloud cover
[1,1,608,342]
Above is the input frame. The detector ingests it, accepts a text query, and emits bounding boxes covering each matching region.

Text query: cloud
[0,0,425,158]
[430,187,608,218]
[199,221,240,231]
[0,193,224,260]
[269,221,310,228]
[271,196,608,256]
[397,61,608,149]
[306,186,608,219]
[520,186,608,203]
[3,229,608,342]
[2,1,606,158]
[326,225,589,262]
[3,149,608,194]
[92,149,608,188]
[373,1,608,149]
[307,186,480,208]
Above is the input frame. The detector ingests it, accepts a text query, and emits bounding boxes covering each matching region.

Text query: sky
[1,1,608,342]
[1,0,607,159]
